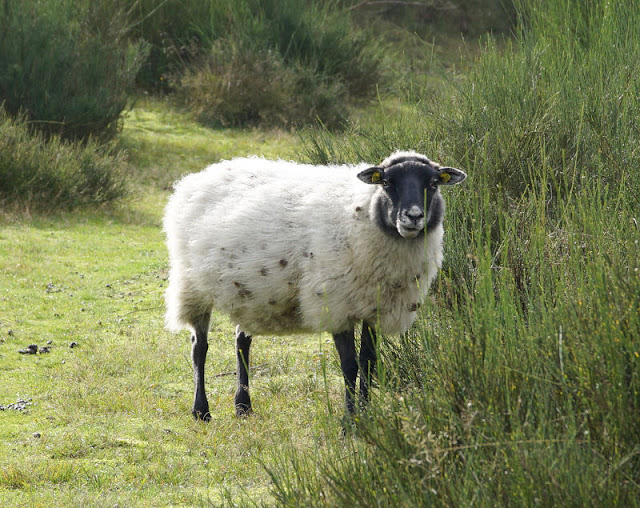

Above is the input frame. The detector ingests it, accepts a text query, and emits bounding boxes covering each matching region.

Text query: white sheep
[164,151,466,419]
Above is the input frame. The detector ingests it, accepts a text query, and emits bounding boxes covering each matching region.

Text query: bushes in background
[174,0,382,128]
[0,0,141,209]
[434,0,640,201]
[0,0,146,142]
[0,108,129,210]
[1,0,514,133]
[102,0,383,127]
[0,0,518,136]
[0,0,386,131]
[179,42,349,128]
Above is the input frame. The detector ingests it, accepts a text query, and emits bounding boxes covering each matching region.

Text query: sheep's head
[358,153,466,239]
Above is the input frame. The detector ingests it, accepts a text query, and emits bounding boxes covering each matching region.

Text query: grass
[2,0,640,504]
[262,0,640,504]
[119,98,301,188]
[0,101,343,505]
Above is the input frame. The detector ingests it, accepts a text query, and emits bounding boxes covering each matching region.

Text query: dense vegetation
[269,1,640,504]
[0,0,145,142]
[175,0,383,128]
[0,109,129,210]
[0,0,383,208]
[0,0,142,208]
[1,0,638,505]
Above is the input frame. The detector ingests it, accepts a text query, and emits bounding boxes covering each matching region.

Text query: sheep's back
[164,158,368,334]
[164,157,444,336]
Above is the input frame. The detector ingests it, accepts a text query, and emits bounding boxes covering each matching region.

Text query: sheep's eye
[382,179,391,188]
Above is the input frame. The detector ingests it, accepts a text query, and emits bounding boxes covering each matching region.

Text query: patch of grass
[0,102,333,505]
[120,98,302,189]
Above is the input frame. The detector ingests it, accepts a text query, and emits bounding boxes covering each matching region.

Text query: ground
[0,101,345,505]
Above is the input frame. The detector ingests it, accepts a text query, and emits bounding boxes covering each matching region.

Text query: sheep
[163,151,466,420]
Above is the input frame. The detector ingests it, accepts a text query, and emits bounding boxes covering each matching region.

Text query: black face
[357,158,466,239]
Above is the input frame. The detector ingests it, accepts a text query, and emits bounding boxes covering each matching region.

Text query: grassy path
[0,102,340,505]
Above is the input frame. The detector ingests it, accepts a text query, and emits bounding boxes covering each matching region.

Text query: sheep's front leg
[234,325,253,417]
[359,321,378,408]
[333,328,358,414]
[191,314,211,421]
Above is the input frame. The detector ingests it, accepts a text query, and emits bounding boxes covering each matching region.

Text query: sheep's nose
[406,207,424,222]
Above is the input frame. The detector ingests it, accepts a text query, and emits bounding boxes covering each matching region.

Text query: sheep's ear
[437,167,467,185]
[357,167,385,185]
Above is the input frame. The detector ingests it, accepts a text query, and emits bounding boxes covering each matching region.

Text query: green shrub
[249,0,381,98]
[111,0,215,91]
[0,0,146,141]
[0,108,129,210]
[99,0,382,125]
[179,42,347,128]
[172,0,382,127]
[264,0,640,504]
[185,0,383,96]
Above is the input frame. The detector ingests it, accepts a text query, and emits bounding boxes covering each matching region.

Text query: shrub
[110,0,215,91]
[265,0,640,505]
[0,0,147,141]
[173,0,382,128]
[179,42,347,128]
[0,108,129,210]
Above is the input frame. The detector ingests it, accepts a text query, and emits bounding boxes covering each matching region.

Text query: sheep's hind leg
[234,325,253,417]
[359,321,378,409]
[333,328,358,415]
[191,313,211,421]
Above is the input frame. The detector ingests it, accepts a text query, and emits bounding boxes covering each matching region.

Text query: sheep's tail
[164,278,186,333]
[165,267,212,333]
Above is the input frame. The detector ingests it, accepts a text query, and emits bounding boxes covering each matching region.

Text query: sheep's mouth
[397,223,423,239]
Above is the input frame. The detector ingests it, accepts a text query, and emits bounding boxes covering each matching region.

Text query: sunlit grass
[120,98,303,189]
[0,100,333,505]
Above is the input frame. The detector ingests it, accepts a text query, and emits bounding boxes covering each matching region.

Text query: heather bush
[174,0,382,127]
[0,0,146,141]
[0,108,129,210]
[179,42,347,128]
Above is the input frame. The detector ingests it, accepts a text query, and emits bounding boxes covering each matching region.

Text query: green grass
[119,99,301,188]
[0,102,343,505]
[263,0,640,504]
[2,1,640,505]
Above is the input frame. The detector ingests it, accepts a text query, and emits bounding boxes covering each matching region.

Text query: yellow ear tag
[371,171,382,183]
[439,172,451,184]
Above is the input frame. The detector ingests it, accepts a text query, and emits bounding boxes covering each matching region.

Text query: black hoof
[235,387,252,418]
[192,408,211,421]
[235,404,253,418]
